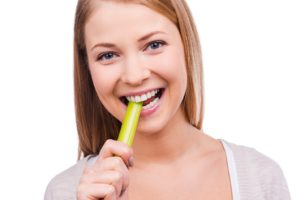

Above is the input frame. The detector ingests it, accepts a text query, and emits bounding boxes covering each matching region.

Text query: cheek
[155,47,187,85]
[161,48,187,102]
[89,66,120,98]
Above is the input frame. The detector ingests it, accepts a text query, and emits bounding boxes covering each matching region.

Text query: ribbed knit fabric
[44,141,290,200]
[226,141,290,200]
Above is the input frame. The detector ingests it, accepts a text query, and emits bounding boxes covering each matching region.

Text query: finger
[77,183,116,200]
[80,170,127,196]
[96,157,129,187]
[82,161,126,183]
[96,156,129,173]
[104,190,117,200]
[82,158,130,190]
[98,139,134,167]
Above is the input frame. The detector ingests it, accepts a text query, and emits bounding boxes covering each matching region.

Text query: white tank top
[221,139,241,200]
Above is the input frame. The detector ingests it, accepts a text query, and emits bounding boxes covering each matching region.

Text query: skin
[78,1,232,199]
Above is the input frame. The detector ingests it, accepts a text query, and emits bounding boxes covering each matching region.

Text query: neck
[132,107,203,165]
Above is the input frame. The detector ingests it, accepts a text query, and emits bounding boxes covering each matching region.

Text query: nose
[121,56,151,85]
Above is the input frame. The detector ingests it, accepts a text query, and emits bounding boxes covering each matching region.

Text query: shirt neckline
[87,139,241,199]
[220,139,241,200]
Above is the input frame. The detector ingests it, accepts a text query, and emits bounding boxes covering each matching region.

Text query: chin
[136,118,168,136]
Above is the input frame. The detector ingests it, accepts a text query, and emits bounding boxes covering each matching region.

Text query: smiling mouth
[120,88,165,107]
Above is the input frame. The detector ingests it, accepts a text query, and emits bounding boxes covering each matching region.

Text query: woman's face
[85,1,187,134]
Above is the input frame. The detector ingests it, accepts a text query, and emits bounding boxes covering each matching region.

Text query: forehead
[84,1,177,43]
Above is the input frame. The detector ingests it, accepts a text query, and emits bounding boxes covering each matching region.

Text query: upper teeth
[126,89,159,103]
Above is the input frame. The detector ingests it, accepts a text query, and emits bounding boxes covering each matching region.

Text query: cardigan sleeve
[44,157,88,200]
[228,142,291,200]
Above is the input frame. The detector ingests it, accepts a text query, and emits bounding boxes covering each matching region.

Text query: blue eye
[146,40,166,51]
[97,52,116,61]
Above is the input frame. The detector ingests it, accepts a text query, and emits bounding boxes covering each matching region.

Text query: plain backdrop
[0,0,299,199]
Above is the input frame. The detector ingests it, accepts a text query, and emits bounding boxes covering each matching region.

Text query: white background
[0,0,298,199]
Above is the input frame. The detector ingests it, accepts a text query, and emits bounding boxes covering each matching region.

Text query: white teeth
[150,97,159,106]
[142,97,159,110]
[135,96,141,102]
[146,92,152,99]
[141,94,147,101]
[125,89,160,103]
[143,103,151,109]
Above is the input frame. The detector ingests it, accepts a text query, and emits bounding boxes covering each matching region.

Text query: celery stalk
[117,101,142,147]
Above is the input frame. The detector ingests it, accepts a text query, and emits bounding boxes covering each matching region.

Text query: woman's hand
[77,139,134,200]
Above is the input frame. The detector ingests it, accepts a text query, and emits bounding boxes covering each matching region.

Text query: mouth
[119,88,165,109]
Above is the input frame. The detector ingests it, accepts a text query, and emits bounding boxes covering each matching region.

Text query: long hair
[74,0,204,159]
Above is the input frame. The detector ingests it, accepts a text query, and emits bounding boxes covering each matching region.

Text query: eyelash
[144,40,166,51]
[96,40,167,62]
[97,52,116,62]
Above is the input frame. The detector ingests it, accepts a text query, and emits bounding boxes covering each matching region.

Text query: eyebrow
[90,31,166,51]
[138,31,166,42]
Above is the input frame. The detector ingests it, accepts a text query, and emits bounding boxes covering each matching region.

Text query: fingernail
[128,156,134,167]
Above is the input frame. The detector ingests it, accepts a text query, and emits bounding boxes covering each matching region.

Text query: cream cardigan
[44,141,290,199]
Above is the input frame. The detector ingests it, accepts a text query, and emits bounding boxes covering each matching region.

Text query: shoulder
[44,156,90,200]
[223,140,290,199]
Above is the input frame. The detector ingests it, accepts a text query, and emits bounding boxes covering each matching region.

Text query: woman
[45,0,290,199]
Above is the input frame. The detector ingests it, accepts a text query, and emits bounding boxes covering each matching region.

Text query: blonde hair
[74,0,204,159]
